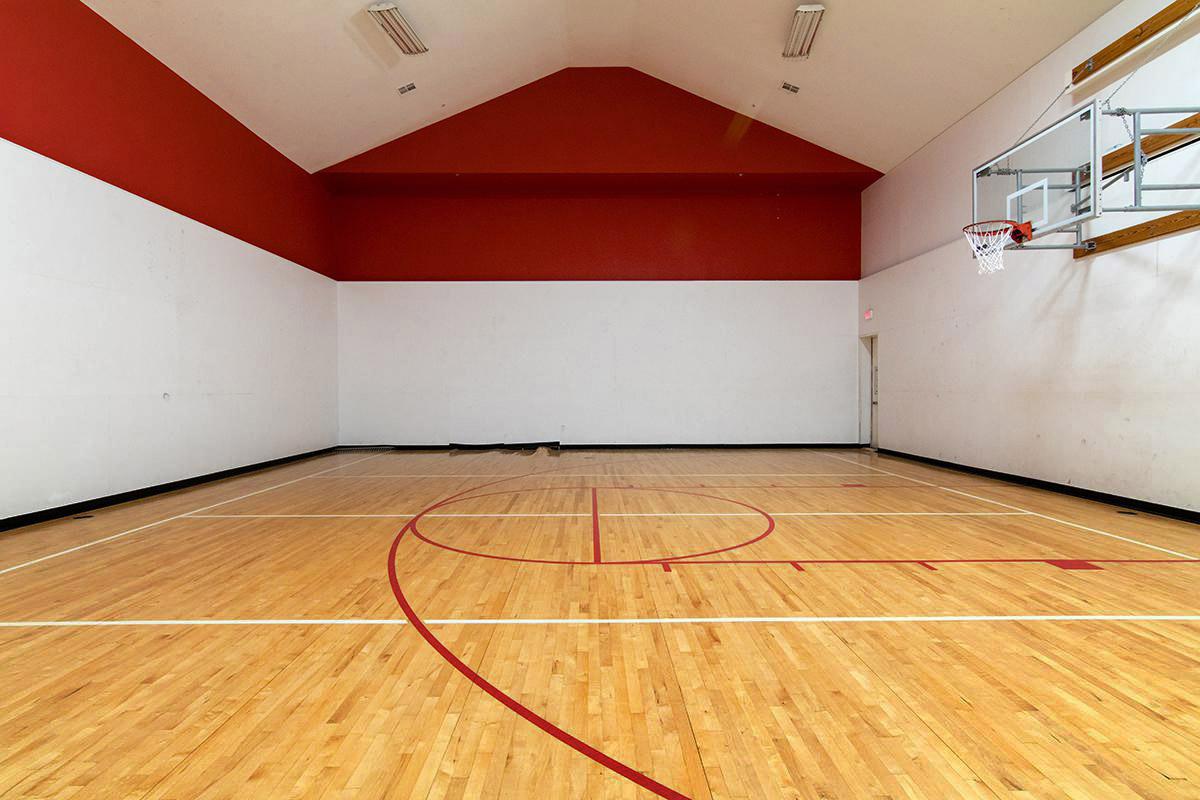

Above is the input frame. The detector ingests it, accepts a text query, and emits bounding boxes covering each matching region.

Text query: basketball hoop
[962,220,1032,274]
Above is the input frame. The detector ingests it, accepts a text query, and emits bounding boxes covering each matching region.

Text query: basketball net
[962,220,1017,275]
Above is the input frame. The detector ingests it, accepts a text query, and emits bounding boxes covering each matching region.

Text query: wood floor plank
[0,448,1197,798]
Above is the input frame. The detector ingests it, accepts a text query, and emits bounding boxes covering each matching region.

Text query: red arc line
[386,460,692,799]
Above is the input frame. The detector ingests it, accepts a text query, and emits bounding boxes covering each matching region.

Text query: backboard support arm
[1100,107,1200,213]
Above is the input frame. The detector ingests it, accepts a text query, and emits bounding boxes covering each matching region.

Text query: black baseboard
[337,443,556,452]
[877,448,1200,525]
[559,442,862,450]
[0,446,339,534]
[345,442,863,450]
[330,444,409,450]
[449,441,562,450]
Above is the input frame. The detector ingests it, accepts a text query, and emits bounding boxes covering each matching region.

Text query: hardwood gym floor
[0,448,1197,799]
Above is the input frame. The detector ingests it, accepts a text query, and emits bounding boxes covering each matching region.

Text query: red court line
[646,557,1199,568]
[591,488,602,563]
[1046,559,1105,570]
[386,460,690,800]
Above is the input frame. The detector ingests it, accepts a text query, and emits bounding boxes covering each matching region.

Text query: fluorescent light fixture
[783,4,824,59]
[367,2,428,55]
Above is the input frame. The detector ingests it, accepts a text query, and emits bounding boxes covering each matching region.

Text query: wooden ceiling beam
[1075,209,1200,258]
[1071,0,1200,85]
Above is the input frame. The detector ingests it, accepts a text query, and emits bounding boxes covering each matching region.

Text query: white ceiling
[83,0,1123,173]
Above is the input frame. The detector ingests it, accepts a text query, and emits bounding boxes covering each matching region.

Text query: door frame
[858,335,877,448]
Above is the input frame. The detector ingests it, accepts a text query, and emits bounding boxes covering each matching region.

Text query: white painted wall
[0,138,339,520]
[860,0,1200,510]
[338,281,860,445]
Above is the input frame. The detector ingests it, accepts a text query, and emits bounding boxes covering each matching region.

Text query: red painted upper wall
[332,191,862,281]
[324,68,872,281]
[0,1,330,275]
[322,68,881,190]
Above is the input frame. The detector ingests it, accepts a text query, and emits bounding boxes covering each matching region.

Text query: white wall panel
[338,281,859,445]
[0,138,339,519]
[860,229,1200,510]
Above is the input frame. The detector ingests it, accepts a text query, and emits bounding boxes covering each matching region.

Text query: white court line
[821,453,1197,559]
[183,511,1034,519]
[2,614,1198,629]
[309,473,878,479]
[185,513,592,519]
[0,453,385,578]
[312,474,529,478]
[773,512,1031,517]
[0,619,407,628]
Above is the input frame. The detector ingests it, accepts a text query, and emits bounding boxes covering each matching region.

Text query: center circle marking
[409,485,775,565]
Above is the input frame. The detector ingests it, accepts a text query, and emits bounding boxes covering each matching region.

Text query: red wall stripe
[331,190,861,281]
[0,0,331,275]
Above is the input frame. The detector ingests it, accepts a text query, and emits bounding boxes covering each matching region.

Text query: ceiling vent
[782,4,824,59]
[397,83,416,95]
[781,82,800,93]
[367,2,428,55]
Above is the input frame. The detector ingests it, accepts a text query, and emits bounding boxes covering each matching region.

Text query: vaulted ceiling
[319,67,883,191]
[82,0,1123,174]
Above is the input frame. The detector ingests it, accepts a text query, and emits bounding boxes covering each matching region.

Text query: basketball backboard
[972,100,1101,241]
